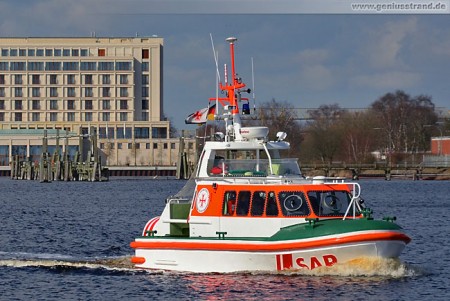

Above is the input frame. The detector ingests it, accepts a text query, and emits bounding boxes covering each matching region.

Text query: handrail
[342,182,361,220]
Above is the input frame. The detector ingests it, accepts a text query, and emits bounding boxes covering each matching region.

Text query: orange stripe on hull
[131,256,146,264]
[130,231,410,252]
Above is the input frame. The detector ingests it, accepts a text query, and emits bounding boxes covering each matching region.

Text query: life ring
[283,194,303,212]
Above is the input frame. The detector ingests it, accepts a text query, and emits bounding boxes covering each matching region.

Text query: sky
[0,0,449,131]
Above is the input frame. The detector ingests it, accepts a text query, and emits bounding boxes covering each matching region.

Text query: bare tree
[370,90,437,156]
[303,104,346,165]
[255,99,303,156]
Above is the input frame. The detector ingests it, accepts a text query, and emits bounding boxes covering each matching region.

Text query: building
[430,137,450,156]
[0,37,196,174]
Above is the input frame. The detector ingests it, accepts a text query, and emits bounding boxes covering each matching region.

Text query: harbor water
[0,177,449,300]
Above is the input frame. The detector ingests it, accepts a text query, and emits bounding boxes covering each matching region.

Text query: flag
[185,104,216,124]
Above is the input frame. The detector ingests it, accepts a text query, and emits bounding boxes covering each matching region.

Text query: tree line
[256,90,449,166]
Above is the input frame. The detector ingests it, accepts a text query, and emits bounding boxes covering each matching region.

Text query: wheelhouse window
[307,190,355,217]
[278,191,310,216]
[236,191,251,216]
[222,191,237,216]
[250,191,266,216]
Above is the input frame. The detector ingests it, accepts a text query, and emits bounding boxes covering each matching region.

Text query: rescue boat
[130,37,411,273]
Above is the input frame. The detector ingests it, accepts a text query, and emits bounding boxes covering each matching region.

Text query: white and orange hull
[131,230,409,273]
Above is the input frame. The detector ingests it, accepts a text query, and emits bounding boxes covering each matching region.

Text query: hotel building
[0,37,195,174]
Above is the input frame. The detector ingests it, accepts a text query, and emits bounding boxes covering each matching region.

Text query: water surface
[1,178,449,300]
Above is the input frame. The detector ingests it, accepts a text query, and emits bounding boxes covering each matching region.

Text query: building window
[72,49,79,56]
[50,100,58,110]
[63,49,70,56]
[67,112,75,121]
[15,112,22,121]
[152,127,167,139]
[164,143,168,149]
[98,49,106,56]
[50,75,58,84]
[117,143,122,149]
[171,143,176,150]
[28,62,43,71]
[120,112,127,121]
[50,112,58,121]
[67,87,76,97]
[119,74,128,84]
[127,143,133,149]
[85,100,93,110]
[102,100,110,110]
[28,62,44,71]
[142,62,149,71]
[80,62,96,71]
[10,49,17,56]
[153,143,158,149]
[135,143,140,150]
[102,112,110,121]
[32,112,40,121]
[141,112,148,121]
[32,75,40,84]
[116,61,131,71]
[120,87,128,97]
[81,49,88,56]
[0,99,5,109]
[0,62,8,71]
[102,87,110,97]
[120,100,128,110]
[63,62,79,71]
[14,87,22,97]
[19,49,26,56]
[67,100,75,110]
[50,87,58,97]
[0,112,4,121]
[100,143,105,149]
[146,143,150,149]
[11,62,26,71]
[14,75,22,84]
[135,127,150,139]
[85,87,93,97]
[142,74,149,85]
[45,49,53,56]
[85,74,93,85]
[36,49,44,56]
[1,49,8,56]
[32,100,40,110]
[0,75,5,84]
[102,74,111,84]
[32,87,40,97]
[85,112,93,121]
[67,74,76,84]
[99,62,114,71]
[142,99,149,110]
[0,88,5,97]
[142,87,149,97]
[142,49,149,59]
[45,62,61,71]
[28,49,35,56]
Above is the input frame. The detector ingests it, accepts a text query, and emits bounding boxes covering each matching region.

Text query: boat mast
[222,37,247,141]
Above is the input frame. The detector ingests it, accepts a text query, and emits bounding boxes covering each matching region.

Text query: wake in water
[0,253,420,278]
[0,252,146,274]
[277,257,420,278]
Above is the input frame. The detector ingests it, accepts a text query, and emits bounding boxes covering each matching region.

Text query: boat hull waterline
[131,230,409,272]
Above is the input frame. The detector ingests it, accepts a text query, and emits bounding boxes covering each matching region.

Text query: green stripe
[269,218,404,241]
[137,218,405,241]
